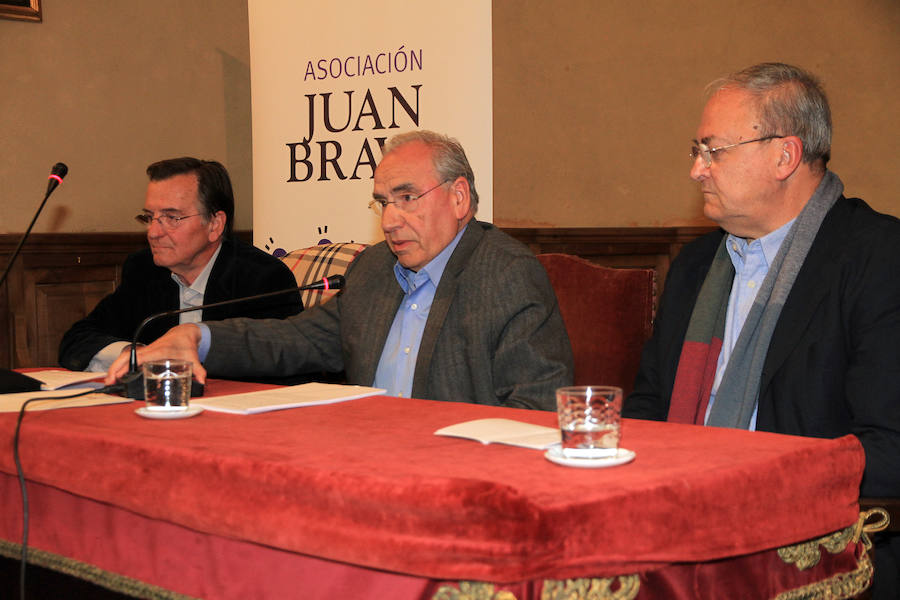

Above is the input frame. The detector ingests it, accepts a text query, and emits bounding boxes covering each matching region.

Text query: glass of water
[142,359,192,411]
[556,386,622,458]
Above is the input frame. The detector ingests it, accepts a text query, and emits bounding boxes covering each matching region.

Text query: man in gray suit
[108,131,573,410]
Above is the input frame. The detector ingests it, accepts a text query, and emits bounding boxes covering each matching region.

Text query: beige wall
[0,0,252,234]
[493,0,900,227]
[2,1,898,234]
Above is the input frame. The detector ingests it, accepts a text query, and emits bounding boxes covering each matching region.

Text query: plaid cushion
[281,242,368,307]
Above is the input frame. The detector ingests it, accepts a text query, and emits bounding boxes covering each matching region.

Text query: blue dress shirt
[373,226,467,397]
[705,219,794,429]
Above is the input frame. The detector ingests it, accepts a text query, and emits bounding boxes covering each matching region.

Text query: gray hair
[709,62,831,169]
[383,130,479,210]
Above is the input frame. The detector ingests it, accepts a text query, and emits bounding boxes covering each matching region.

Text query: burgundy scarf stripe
[668,338,723,424]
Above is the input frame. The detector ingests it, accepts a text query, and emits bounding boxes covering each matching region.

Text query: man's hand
[105,324,207,385]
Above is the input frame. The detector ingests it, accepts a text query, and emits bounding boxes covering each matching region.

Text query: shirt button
[404,347,411,354]
[731,242,738,251]
[410,303,418,310]
[748,280,756,289]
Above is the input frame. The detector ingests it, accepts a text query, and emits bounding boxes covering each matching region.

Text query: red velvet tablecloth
[0,378,867,598]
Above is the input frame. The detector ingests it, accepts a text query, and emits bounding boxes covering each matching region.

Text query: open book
[192,382,385,415]
[434,418,560,450]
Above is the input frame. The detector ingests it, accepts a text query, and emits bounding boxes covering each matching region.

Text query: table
[0,378,872,599]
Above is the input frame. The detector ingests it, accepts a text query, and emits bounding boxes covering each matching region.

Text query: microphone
[120,274,345,399]
[293,273,343,291]
[0,163,69,394]
[1,163,69,290]
[46,162,68,196]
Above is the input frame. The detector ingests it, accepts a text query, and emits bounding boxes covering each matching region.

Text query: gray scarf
[707,171,843,428]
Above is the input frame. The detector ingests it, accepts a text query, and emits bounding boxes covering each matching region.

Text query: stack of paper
[0,391,130,413]
[31,370,106,390]
[193,382,386,415]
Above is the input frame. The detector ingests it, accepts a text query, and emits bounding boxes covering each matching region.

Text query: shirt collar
[171,242,222,296]
[393,225,468,294]
[725,218,795,268]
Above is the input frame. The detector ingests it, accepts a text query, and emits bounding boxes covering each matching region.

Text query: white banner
[249,0,493,256]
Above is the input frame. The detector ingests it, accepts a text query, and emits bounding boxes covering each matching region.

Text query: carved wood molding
[500,226,716,257]
[0,231,255,259]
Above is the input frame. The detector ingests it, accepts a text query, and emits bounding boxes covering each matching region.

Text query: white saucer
[544,446,635,468]
[135,406,203,420]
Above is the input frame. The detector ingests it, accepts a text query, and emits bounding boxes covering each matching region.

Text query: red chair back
[537,253,654,394]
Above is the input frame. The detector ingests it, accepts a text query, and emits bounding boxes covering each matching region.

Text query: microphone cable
[12,382,125,600]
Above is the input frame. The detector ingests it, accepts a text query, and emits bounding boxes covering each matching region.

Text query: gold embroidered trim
[778,526,855,570]
[540,575,640,600]
[432,581,519,600]
[778,509,890,570]
[0,538,197,600]
[773,547,873,600]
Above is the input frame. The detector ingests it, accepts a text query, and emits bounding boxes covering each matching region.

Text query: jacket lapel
[760,198,848,390]
[199,239,233,314]
[354,246,405,386]
[411,222,484,397]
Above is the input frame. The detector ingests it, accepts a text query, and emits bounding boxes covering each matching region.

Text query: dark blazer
[58,238,301,371]
[205,221,574,410]
[625,196,900,497]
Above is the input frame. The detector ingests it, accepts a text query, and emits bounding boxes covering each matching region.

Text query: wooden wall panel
[34,278,118,368]
[0,228,713,369]
[1,233,146,369]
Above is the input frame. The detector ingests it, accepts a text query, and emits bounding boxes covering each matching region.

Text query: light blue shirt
[173,244,221,324]
[87,245,221,372]
[373,226,467,397]
[705,219,795,429]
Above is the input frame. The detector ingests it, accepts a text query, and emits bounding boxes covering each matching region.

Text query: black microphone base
[120,371,204,400]
[0,369,43,394]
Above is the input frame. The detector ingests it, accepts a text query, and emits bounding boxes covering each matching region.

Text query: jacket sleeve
[204,297,342,379]
[58,253,154,371]
[841,225,900,497]
[489,254,574,411]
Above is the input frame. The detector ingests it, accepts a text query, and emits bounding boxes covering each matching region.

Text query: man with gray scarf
[624,63,900,597]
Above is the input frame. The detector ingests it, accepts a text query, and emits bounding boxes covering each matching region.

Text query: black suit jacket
[625,196,900,497]
[58,238,301,371]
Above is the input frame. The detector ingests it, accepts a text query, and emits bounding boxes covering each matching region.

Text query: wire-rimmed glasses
[135,212,204,229]
[367,179,451,215]
[690,135,784,168]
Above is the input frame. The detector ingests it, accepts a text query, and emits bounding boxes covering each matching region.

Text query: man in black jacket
[59,157,300,372]
[624,63,900,598]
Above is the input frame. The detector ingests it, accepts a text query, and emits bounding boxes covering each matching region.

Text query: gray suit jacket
[205,221,573,410]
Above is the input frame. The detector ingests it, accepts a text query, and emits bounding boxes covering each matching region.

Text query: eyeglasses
[690,135,784,168]
[135,212,204,229]
[368,179,451,215]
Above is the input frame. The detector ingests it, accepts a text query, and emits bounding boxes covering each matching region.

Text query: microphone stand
[120,274,344,399]
[0,163,68,289]
[1,164,68,394]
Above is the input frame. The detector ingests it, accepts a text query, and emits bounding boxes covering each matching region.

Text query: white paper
[29,370,106,391]
[0,391,131,413]
[192,382,385,415]
[434,418,560,450]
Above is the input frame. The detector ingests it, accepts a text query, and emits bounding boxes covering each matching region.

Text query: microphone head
[46,162,68,195]
[50,162,69,180]
[298,273,346,291]
[328,274,345,290]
